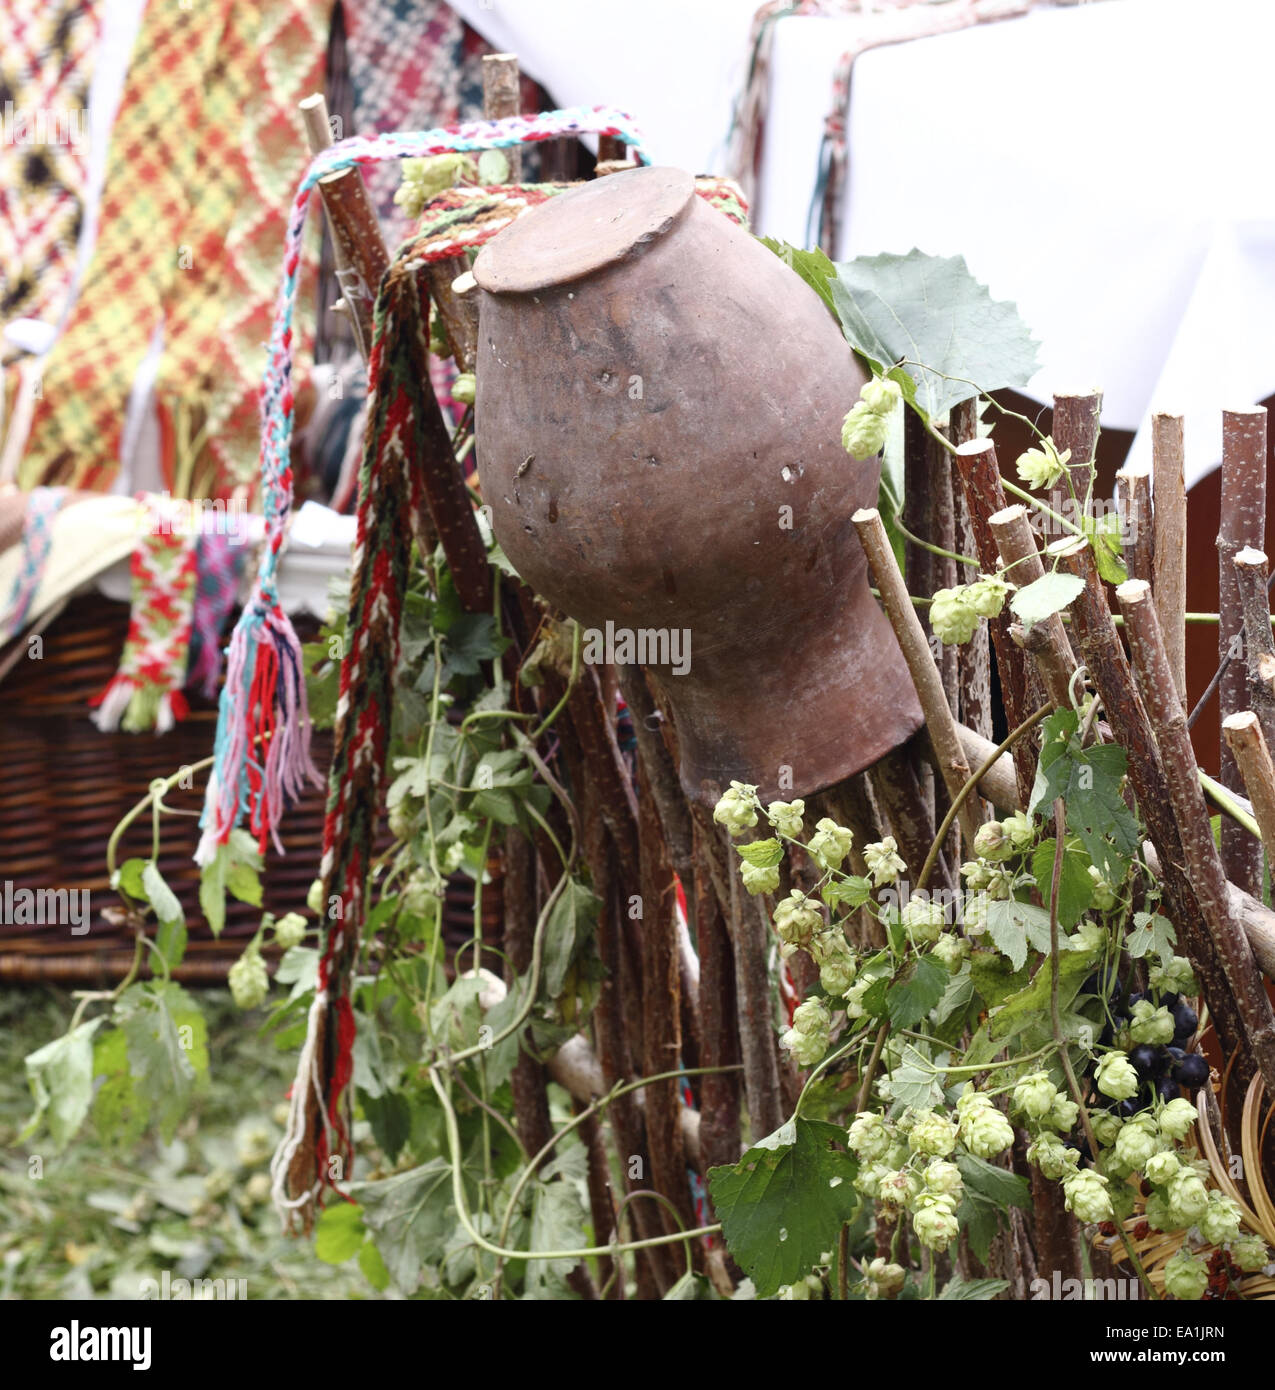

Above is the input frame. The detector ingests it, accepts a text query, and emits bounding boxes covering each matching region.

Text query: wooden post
[1224,712,1275,855]
[853,507,982,848]
[1048,390,1101,527]
[298,93,389,360]
[1152,412,1188,703]
[1218,406,1267,897]
[1114,465,1153,584]
[1117,580,1275,1095]
[1232,548,1275,753]
[481,54,523,181]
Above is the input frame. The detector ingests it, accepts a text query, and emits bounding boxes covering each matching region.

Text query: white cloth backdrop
[458,0,1275,488]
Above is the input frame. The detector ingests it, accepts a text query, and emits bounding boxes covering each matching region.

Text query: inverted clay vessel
[472,165,922,804]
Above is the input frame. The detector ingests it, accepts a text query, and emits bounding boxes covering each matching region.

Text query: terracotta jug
[472,165,922,805]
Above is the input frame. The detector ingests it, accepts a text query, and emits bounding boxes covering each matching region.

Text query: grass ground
[0,986,379,1300]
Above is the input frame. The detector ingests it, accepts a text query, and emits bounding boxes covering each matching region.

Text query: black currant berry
[1172,1003,1198,1041]
[1172,1054,1210,1090]
[1157,1075,1180,1103]
[1129,1044,1160,1076]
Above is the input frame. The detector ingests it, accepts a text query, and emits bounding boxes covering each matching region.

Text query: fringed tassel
[90,674,190,734]
[270,988,328,1233]
[195,589,321,866]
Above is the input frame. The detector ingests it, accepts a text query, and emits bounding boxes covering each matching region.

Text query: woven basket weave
[0,588,501,983]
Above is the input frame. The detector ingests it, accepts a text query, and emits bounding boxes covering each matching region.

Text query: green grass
[0,986,382,1300]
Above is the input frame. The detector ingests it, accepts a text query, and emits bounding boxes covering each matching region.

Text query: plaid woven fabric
[20,0,232,490]
[0,0,100,359]
[91,497,199,732]
[21,0,331,493]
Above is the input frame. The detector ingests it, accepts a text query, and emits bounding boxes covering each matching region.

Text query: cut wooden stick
[988,503,1078,708]
[1115,465,1153,584]
[954,438,1038,803]
[481,54,523,182]
[1049,390,1102,526]
[1218,406,1268,897]
[853,506,982,848]
[1224,711,1275,857]
[1152,412,1188,702]
[949,400,993,742]
[1117,579,1275,1094]
[1233,547,1275,752]
[299,92,388,359]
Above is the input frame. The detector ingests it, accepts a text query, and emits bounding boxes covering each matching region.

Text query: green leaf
[155,916,187,971]
[542,879,601,1000]
[886,954,949,1029]
[352,1159,457,1294]
[114,857,148,901]
[20,1018,104,1150]
[1083,511,1128,586]
[360,1089,411,1163]
[315,1201,366,1264]
[1009,571,1085,628]
[1032,710,1140,883]
[441,613,509,682]
[115,982,202,1141]
[90,1027,149,1147]
[759,237,837,315]
[877,1044,945,1109]
[990,948,1097,1041]
[707,1118,858,1299]
[956,1153,1031,1264]
[939,1275,1011,1300]
[932,964,975,1027]
[524,1154,590,1299]
[829,250,1039,422]
[1031,838,1094,931]
[822,875,872,911]
[859,974,890,1019]
[142,860,182,926]
[735,838,784,869]
[358,1240,392,1292]
[199,846,227,937]
[968,950,1030,1010]
[985,898,1044,972]
[664,1270,722,1300]
[1127,911,1175,964]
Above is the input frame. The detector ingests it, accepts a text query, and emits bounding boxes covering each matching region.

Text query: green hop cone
[1062,1169,1114,1224]
[876,1168,917,1214]
[1095,1051,1140,1101]
[818,942,858,997]
[228,946,269,1010]
[963,891,991,936]
[900,895,946,945]
[1130,999,1175,1046]
[1144,1190,1175,1233]
[863,1258,905,1300]
[1012,1071,1059,1122]
[1144,1150,1181,1187]
[841,402,890,459]
[1230,1233,1269,1273]
[929,587,980,645]
[860,376,903,416]
[782,1023,828,1068]
[792,997,831,1038]
[1015,436,1071,491]
[712,781,759,837]
[1045,1094,1080,1133]
[924,1159,964,1198]
[1149,954,1198,996]
[1199,1191,1242,1247]
[807,817,854,871]
[931,931,969,973]
[1090,1110,1123,1148]
[1158,1097,1198,1142]
[774,890,824,949]
[912,1194,960,1252]
[306,877,325,916]
[966,575,1009,619]
[1163,1249,1209,1301]
[855,1161,890,1199]
[1168,1170,1210,1224]
[767,798,805,838]
[273,912,307,951]
[1028,1131,1080,1181]
[1114,1115,1159,1170]
[1087,864,1119,912]
[863,836,906,886]
[847,1111,893,1164]
[1001,810,1036,851]
[908,1109,958,1158]
[452,372,476,406]
[958,1096,1015,1159]
[740,860,780,895]
[844,977,873,1020]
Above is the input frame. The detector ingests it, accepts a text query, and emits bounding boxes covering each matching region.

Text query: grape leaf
[115,982,202,1141]
[1009,571,1085,628]
[886,954,949,1028]
[352,1159,457,1294]
[1031,838,1094,931]
[877,1044,946,1109]
[20,1017,104,1150]
[985,898,1052,972]
[759,237,837,315]
[1126,910,1175,964]
[708,1118,858,1299]
[829,250,1039,422]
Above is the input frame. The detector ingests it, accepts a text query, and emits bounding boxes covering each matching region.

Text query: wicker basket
[0,588,501,983]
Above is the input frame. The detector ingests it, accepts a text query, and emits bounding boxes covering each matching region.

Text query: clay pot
[472,166,922,805]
